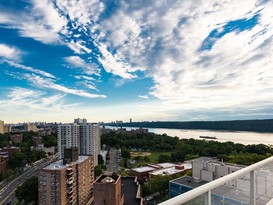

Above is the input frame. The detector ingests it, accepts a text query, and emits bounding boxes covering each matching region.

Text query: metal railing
[159,156,273,205]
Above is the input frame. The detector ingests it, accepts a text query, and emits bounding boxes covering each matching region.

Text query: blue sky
[1,0,273,123]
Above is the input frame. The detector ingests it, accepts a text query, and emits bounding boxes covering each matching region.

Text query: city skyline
[1,0,273,123]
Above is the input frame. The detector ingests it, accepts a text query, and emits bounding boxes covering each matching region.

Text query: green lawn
[148,152,172,162]
[130,151,172,163]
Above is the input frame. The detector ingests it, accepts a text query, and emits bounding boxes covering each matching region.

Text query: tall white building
[58,119,101,165]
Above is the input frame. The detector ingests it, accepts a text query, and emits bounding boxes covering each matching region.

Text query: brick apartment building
[32,136,43,146]
[93,174,142,205]
[93,174,124,205]
[38,147,94,205]
[0,155,7,174]
[10,134,23,143]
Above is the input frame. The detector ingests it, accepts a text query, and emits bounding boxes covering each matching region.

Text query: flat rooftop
[157,163,177,168]
[121,177,141,205]
[131,166,155,173]
[151,163,192,176]
[95,174,120,183]
[43,155,90,170]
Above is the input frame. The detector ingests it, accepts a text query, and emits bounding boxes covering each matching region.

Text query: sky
[1,0,273,123]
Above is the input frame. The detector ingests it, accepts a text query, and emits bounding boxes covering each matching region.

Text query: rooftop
[95,174,120,183]
[131,166,155,173]
[43,155,90,170]
[151,163,192,176]
[157,163,177,168]
[121,177,142,205]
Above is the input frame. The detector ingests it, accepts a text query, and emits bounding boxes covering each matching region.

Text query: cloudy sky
[1,0,273,123]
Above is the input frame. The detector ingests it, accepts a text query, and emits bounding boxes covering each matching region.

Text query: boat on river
[199,136,217,139]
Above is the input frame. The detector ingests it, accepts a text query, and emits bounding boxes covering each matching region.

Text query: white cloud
[91,0,273,115]
[23,73,106,98]
[3,60,56,78]
[0,44,21,60]
[64,56,98,75]
[138,95,149,99]
[67,40,92,54]
[2,0,273,120]
[97,43,137,79]
[0,0,67,44]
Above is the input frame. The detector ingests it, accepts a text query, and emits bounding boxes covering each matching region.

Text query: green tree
[98,154,104,165]
[94,165,103,177]
[121,147,131,159]
[43,135,57,147]
[8,151,27,169]
[15,176,38,205]
[2,169,15,181]
[158,154,171,163]
[149,175,172,194]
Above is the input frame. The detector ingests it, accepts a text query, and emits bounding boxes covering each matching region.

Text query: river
[107,126,273,145]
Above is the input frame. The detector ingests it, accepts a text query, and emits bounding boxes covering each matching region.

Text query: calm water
[107,126,273,145]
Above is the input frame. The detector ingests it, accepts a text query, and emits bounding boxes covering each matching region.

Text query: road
[0,156,57,205]
[105,148,121,173]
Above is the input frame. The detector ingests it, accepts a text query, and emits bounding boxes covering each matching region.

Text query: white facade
[58,120,101,165]
[58,124,80,159]
[192,157,243,182]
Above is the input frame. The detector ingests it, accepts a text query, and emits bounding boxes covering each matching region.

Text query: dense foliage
[107,119,273,132]
[102,132,179,151]
[102,132,273,165]
[15,176,38,205]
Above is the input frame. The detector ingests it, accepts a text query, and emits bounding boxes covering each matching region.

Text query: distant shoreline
[104,119,273,133]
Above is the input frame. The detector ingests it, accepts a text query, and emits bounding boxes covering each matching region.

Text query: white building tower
[57,119,101,165]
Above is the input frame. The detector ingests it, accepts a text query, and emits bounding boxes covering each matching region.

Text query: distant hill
[105,119,273,133]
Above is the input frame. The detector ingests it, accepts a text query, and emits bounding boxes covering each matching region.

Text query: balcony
[159,156,273,205]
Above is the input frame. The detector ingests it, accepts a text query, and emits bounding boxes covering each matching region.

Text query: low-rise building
[94,174,124,205]
[130,162,192,182]
[130,166,156,182]
[10,134,23,143]
[93,174,142,205]
[2,146,20,158]
[32,136,43,146]
[149,163,192,178]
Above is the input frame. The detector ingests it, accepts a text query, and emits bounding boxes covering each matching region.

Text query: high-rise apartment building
[58,119,101,165]
[24,123,38,132]
[38,148,94,205]
[4,125,12,133]
[0,120,4,134]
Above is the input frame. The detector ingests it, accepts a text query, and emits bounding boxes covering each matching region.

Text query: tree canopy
[15,176,38,205]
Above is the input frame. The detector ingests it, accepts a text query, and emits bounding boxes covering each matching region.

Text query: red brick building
[38,148,94,205]
[93,174,124,205]
[10,134,23,143]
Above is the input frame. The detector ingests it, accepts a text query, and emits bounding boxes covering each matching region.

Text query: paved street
[105,148,121,173]
[0,156,57,205]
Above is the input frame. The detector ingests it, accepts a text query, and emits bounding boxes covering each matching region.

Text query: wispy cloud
[2,60,56,78]
[64,56,99,75]
[1,0,273,121]
[23,73,106,98]
[138,95,149,99]
[0,87,73,111]
[0,44,21,61]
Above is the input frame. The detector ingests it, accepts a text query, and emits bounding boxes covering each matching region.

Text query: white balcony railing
[159,156,273,205]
